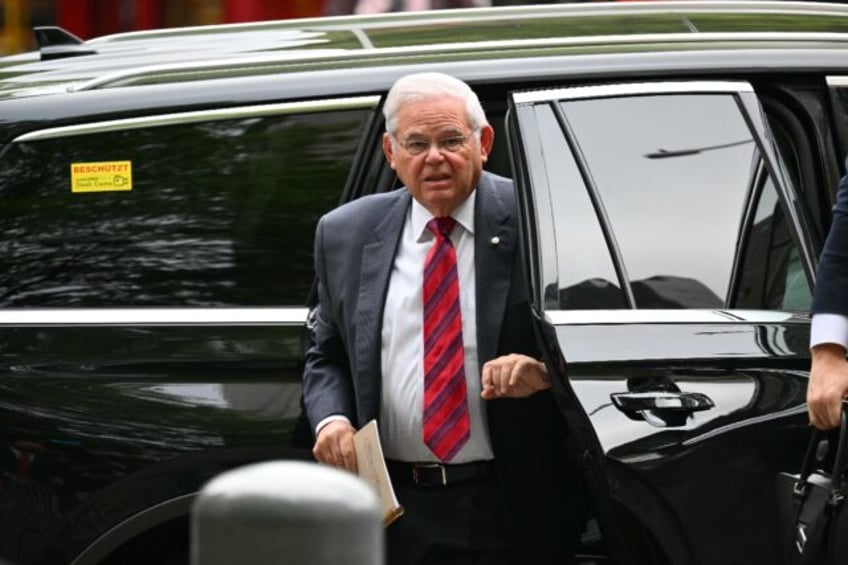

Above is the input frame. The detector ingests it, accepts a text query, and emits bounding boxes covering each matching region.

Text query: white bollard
[191,460,383,565]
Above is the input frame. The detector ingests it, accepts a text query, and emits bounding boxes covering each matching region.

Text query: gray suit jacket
[304,171,523,426]
[303,171,581,563]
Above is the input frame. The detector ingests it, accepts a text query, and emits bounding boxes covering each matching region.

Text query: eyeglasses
[397,134,473,156]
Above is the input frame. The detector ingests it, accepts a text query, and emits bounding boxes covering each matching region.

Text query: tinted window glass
[560,93,754,308]
[0,108,370,307]
[735,175,812,310]
[534,104,626,310]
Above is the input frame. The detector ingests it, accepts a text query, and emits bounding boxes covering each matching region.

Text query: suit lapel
[475,174,516,365]
[354,191,410,424]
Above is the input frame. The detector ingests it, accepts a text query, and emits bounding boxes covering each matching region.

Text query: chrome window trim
[512,81,754,105]
[12,96,381,142]
[545,309,807,325]
[827,76,848,87]
[0,307,309,327]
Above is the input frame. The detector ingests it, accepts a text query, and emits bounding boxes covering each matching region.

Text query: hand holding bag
[791,402,848,564]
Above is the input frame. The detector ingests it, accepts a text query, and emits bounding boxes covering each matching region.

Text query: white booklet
[353,419,404,526]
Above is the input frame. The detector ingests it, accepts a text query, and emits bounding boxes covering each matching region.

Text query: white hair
[383,72,489,137]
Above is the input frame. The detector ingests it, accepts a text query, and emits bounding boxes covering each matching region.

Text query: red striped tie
[422,217,470,461]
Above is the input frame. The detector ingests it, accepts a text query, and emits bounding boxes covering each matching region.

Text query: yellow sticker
[70,161,132,193]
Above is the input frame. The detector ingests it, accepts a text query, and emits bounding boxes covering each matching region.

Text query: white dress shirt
[810,313,848,350]
[379,190,494,462]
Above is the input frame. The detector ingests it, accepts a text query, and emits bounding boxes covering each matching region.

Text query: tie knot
[427,217,456,239]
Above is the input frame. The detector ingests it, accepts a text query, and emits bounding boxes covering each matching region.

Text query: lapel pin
[490,236,500,246]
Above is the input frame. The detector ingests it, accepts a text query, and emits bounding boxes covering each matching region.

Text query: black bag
[787,406,848,565]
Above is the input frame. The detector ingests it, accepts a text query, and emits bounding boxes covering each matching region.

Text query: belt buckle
[412,463,447,486]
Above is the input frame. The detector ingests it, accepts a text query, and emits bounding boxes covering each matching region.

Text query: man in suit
[302,72,583,564]
[808,162,848,429]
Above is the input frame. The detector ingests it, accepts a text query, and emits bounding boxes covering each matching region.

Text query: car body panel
[0,315,311,563]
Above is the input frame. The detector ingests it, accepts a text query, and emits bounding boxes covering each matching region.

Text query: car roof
[3,0,848,94]
[2,0,848,144]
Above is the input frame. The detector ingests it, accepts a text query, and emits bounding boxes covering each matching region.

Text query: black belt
[386,459,495,487]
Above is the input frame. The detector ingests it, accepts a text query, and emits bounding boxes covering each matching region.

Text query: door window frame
[507,80,815,316]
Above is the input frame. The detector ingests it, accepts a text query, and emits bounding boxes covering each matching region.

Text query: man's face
[383,95,494,217]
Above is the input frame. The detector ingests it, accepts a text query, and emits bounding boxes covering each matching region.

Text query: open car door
[505,82,814,565]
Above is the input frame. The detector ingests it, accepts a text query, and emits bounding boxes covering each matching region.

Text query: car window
[0,106,371,307]
[556,90,811,310]
[734,174,812,310]
[534,104,627,310]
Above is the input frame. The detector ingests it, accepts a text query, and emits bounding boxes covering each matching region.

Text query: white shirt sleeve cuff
[315,414,352,436]
[810,313,848,350]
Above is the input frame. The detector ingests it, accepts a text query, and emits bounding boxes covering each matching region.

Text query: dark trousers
[386,474,515,565]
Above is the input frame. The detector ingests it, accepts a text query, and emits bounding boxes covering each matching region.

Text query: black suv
[1,2,845,563]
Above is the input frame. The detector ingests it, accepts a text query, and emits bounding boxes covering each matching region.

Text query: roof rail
[33,26,97,60]
[73,30,848,91]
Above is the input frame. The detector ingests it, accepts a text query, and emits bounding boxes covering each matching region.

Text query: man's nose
[424,143,445,162]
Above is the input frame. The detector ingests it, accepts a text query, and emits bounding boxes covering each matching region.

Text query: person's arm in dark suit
[303,215,358,470]
[808,164,848,429]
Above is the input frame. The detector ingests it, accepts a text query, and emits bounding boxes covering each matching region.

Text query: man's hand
[808,343,848,429]
[481,353,550,399]
[313,420,358,473]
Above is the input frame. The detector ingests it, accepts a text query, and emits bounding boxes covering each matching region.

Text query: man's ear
[479,125,494,163]
[382,133,397,169]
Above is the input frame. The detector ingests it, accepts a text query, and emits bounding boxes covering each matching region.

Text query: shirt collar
[411,189,476,242]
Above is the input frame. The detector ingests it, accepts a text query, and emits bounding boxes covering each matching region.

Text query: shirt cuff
[315,414,352,436]
[810,313,848,350]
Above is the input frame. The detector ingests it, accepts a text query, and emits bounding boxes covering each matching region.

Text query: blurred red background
[1,0,326,54]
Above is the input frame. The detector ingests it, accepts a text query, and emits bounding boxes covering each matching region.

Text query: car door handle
[610,391,714,427]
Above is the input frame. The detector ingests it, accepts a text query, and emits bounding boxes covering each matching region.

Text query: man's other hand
[481,353,550,399]
[313,419,358,472]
